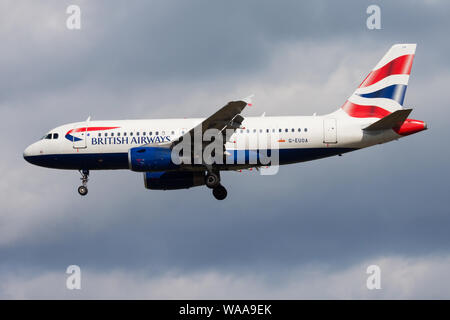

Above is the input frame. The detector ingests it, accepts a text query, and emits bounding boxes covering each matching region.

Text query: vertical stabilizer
[340,44,416,118]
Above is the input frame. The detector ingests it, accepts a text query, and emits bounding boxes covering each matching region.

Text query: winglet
[243,94,254,106]
[363,109,412,131]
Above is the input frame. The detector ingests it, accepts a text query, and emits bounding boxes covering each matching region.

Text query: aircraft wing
[180,97,251,144]
[142,96,252,149]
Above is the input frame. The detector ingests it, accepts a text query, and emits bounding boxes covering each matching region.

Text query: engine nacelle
[144,171,205,190]
[129,147,178,172]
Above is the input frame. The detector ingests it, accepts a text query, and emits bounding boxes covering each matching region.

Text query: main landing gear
[78,169,89,196]
[205,171,227,200]
[205,171,220,189]
[212,185,227,200]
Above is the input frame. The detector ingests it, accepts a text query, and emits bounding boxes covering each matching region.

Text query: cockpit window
[41,133,56,140]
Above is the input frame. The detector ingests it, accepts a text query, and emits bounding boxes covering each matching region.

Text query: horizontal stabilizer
[363,109,412,131]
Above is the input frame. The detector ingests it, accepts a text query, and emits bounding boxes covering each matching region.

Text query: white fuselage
[23,111,401,171]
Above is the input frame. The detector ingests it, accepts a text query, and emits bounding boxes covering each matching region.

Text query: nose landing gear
[78,169,89,196]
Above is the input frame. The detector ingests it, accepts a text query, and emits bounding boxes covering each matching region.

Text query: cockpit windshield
[41,133,57,140]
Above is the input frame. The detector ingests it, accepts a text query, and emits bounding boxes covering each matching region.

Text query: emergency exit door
[323,118,337,144]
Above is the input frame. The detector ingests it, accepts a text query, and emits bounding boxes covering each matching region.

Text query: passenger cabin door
[323,118,337,144]
[72,124,87,149]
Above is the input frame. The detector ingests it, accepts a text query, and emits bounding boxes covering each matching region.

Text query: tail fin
[341,44,416,118]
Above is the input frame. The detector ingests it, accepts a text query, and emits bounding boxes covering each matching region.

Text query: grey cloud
[3,254,450,299]
[2,0,450,102]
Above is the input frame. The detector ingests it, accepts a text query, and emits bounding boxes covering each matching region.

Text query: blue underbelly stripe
[24,147,357,170]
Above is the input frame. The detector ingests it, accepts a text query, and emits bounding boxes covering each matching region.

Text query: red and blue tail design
[341,44,416,118]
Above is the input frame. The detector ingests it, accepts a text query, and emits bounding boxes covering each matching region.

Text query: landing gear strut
[212,185,227,200]
[205,169,227,200]
[78,169,89,196]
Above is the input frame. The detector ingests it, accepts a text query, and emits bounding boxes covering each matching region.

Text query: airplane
[23,44,427,200]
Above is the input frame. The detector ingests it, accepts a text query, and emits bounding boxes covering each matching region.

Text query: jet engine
[144,171,205,190]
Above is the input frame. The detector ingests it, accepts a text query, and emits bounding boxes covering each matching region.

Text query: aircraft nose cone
[23,146,31,158]
[23,144,36,164]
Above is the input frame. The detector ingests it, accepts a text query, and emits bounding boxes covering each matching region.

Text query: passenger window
[123,132,127,136]
[272,129,275,133]
[253,129,256,133]
[111,133,114,137]
[142,132,146,136]
[291,128,295,132]
[259,129,263,133]
[246,129,250,133]
[98,133,101,137]
[155,131,159,135]
[266,129,269,133]
[161,131,165,135]
[136,132,140,136]
[149,132,152,136]
[304,128,308,132]
[53,133,59,139]
[105,133,108,137]
[278,129,282,133]
[285,128,288,132]
[130,132,133,136]
[117,132,121,137]
[298,128,301,132]
[171,131,175,135]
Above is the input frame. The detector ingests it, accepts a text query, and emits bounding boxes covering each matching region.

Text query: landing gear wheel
[78,169,90,196]
[78,185,88,196]
[212,185,227,200]
[205,172,220,189]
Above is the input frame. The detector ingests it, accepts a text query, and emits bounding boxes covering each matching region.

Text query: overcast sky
[0,0,449,299]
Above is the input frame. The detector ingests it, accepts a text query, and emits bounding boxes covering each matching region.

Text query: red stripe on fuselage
[341,101,391,118]
[66,126,120,135]
[342,102,426,135]
[359,54,414,88]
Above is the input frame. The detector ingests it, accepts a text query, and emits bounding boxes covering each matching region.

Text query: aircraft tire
[212,185,227,200]
[78,185,88,196]
[205,172,220,189]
